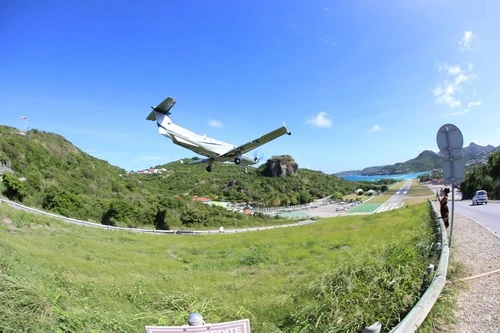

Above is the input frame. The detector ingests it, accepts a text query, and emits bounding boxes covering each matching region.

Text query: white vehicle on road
[472,190,488,205]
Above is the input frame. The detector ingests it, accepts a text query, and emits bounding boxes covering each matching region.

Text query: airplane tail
[146,96,176,121]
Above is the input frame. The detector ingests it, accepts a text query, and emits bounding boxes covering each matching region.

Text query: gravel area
[445,211,500,332]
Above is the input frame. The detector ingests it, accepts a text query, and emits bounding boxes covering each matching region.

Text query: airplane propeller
[253,151,265,163]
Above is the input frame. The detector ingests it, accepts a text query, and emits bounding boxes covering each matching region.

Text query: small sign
[442,155,465,184]
[436,123,463,157]
[145,319,251,333]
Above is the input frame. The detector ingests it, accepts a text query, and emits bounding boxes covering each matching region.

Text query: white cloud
[435,61,449,72]
[208,120,223,128]
[459,31,477,51]
[468,100,482,108]
[454,73,468,85]
[367,124,381,133]
[436,93,461,108]
[306,112,332,128]
[433,61,477,108]
[448,109,470,116]
[447,65,462,75]
[445,100,481,116]
[433,86,444,96]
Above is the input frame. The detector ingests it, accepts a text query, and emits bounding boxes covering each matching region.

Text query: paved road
[427,184,500,237]
[452,199,500,237]
[375,180,412,213]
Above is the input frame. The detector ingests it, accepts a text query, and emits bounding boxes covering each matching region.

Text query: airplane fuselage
[157,115,256,165]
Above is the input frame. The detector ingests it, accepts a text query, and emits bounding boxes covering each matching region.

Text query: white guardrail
[0,197,314,234]
[2,197,449,332]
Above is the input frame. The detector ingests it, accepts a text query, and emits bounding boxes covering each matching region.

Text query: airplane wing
[219,125,291,159]
[188,158,211,165]
[146,96,176,120]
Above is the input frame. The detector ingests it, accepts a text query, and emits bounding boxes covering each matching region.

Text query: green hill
[0,125,364,229]
[359,150,441,175]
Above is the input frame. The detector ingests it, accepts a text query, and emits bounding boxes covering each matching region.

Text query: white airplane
[146,96,291,172]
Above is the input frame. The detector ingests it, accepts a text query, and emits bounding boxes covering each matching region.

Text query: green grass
[0,202,437,332]
[418,259,466,332]
[348,203,382,213]
[405,180,436,206]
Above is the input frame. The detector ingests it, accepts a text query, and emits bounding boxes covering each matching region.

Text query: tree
[487,151,500,176]
[41,185,83,217]
[331,192,343,200]
[154,209,169,230]
[461,151,500,200]
[101,199,139,226]
[298,191,312,204]
[180,205,208,226]
[1,173,27,202]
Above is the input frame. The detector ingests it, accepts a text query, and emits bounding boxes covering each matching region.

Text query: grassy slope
[350,179,435,207]
[405,179,436,205]
[0,202,434,332]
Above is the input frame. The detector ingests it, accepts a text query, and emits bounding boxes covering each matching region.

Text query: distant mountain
[336,143,499,176]
[461,142,497,166]
[357,150,441,176]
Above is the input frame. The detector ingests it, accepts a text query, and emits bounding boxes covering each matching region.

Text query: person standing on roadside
[437,188,450,228]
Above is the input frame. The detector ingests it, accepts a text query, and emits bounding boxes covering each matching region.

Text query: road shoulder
[446,212,500,332]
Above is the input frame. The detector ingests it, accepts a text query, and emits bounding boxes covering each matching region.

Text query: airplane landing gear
[234,157,241,165]
[206,158,214,172]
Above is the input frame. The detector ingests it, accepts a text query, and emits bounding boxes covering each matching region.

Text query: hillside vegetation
[460,150,500,199]
[0,126,392,229]
[417,150,500,200]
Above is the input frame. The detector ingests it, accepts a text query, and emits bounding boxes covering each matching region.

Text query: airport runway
[374,180,412,213]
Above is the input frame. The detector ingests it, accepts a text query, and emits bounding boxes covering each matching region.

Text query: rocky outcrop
[0,160,13,174]
[260,155,298,177]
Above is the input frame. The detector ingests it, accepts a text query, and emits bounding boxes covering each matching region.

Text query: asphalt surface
[452,199,500,237]
[374,180,412,213]
[427,185,500,238]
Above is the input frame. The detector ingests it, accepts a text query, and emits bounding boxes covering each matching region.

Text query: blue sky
[1,0,499,173]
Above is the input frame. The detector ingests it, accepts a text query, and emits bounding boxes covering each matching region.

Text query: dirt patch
[1,218,17,230]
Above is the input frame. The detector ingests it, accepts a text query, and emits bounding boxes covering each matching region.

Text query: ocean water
[340,171,430,182]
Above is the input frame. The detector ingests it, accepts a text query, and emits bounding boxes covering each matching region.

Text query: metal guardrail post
[363,321,382,333]
[187,312,205,326]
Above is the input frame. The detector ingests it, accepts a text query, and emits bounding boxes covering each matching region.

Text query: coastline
[339,171,430,182]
